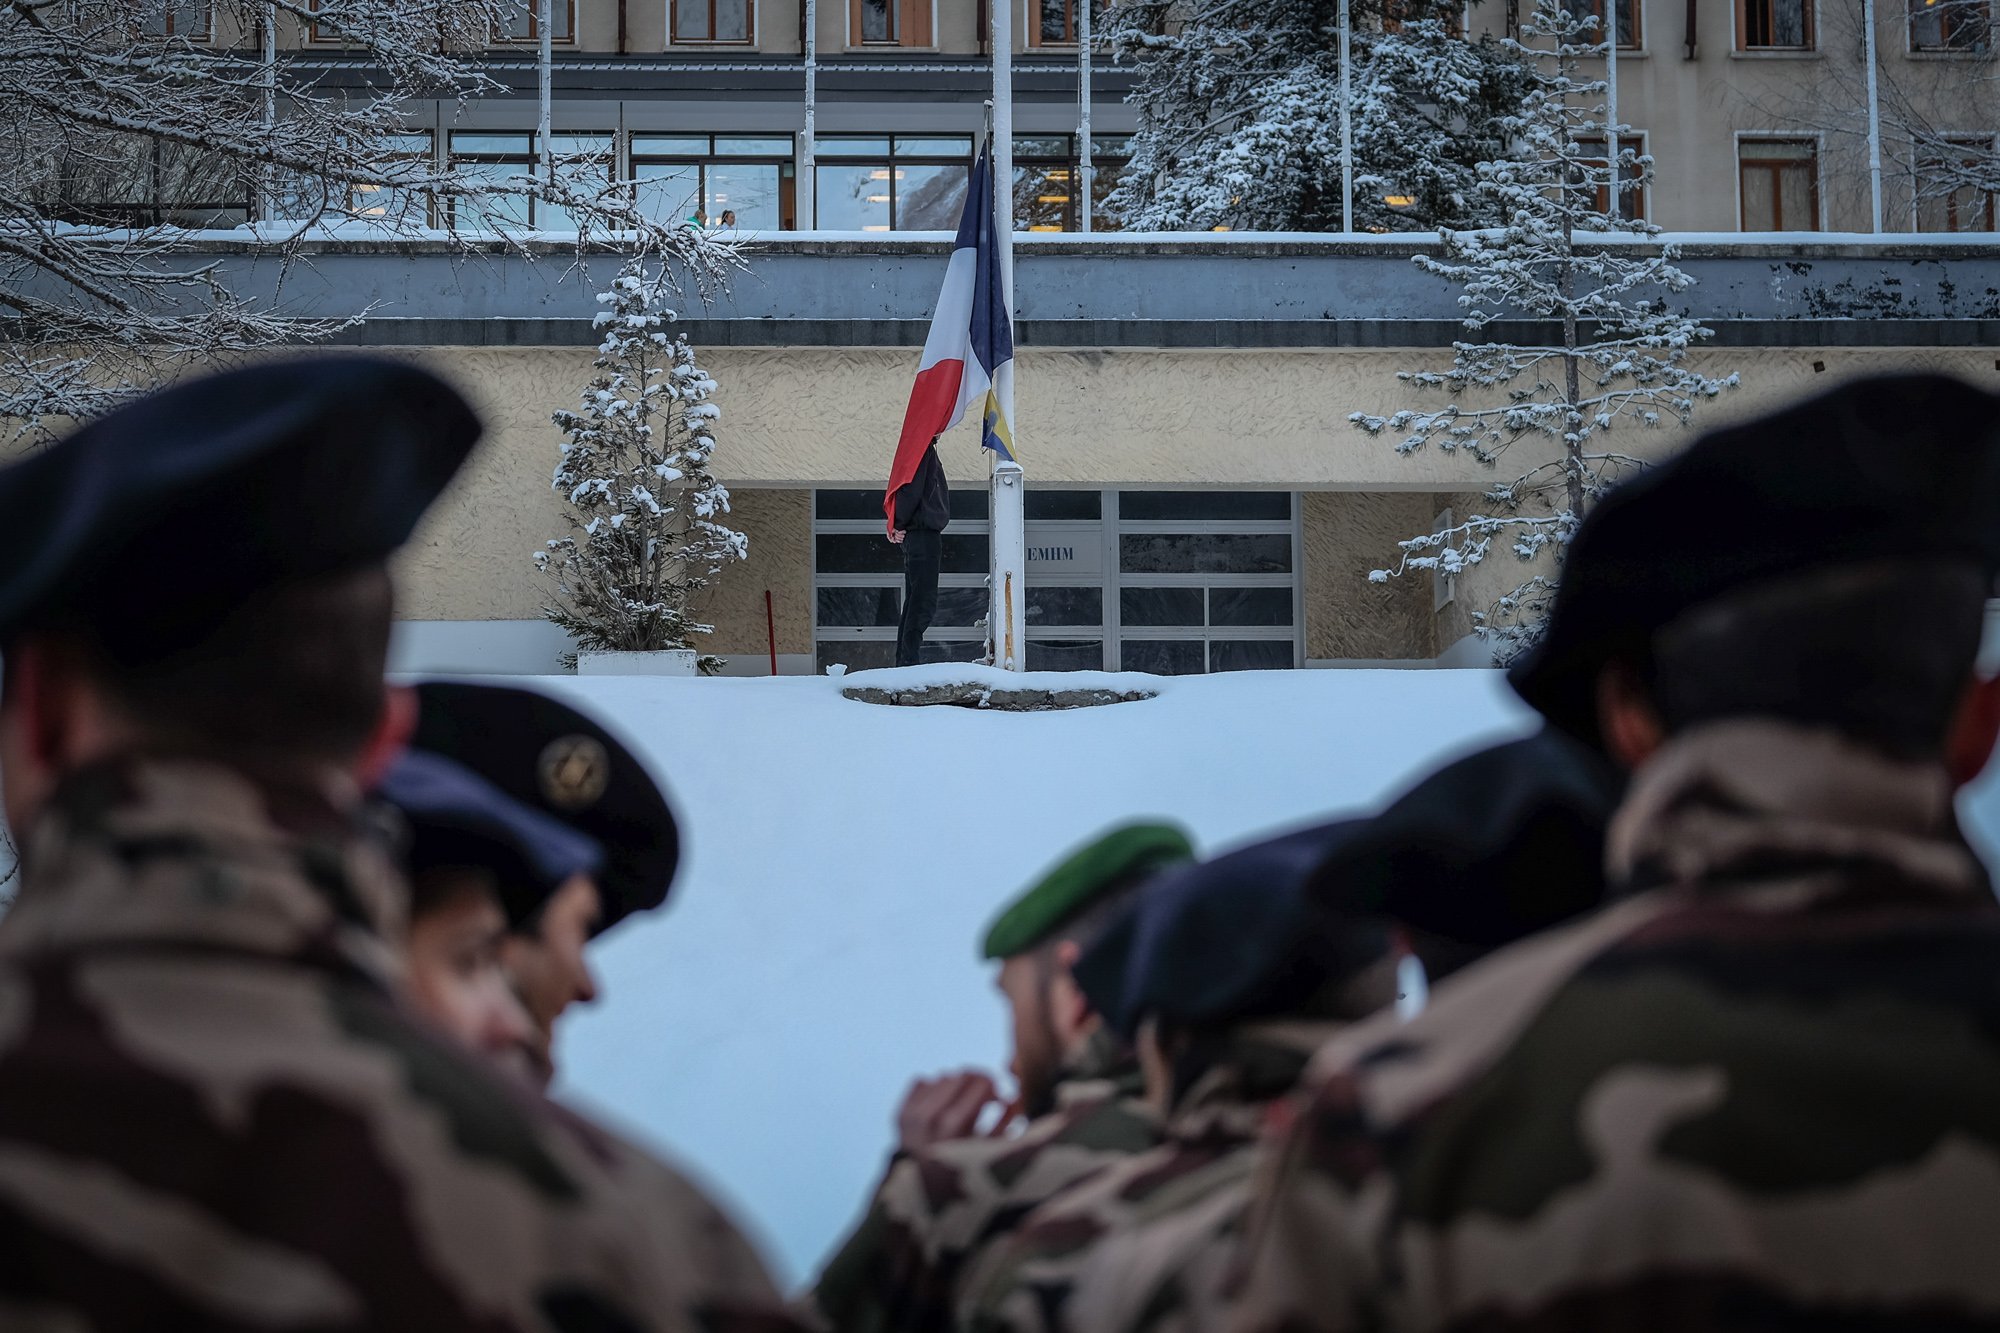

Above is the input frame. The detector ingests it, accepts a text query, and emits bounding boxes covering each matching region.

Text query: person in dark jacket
[889,438,950,667]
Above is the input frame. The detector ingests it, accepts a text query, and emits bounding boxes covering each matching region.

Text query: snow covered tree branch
[0,0,739,436]
[1360,0,1737,659]
[536,259,747,670]
[1103,0,1531,231]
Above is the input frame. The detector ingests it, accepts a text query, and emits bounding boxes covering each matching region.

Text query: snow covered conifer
[1104,0,1529,231]
[537,260,746,670]
[1358,0,1737,659]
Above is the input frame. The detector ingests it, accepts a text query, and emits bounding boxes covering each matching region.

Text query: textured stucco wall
[1303,492,1440,662]
[697,488,813,655]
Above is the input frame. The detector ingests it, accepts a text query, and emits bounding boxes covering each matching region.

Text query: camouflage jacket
[0,756,785,1332]
[812,1033,1161,1333]
[957,1024,1335,1333]
[1229,720,2000,1332]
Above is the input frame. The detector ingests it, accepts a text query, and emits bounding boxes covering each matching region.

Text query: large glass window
[1911,0,1991,50]
[1738,139,1818,231]
[633,134,793,230]
[1013,135,1133,232]
[1738,0,1813,45]
[813,488,1299,674]
[339,132,435,228]
[446,132,611,230]
[815,136,971,231]
[492,0,575,41]
[673,0,752,41]
[1029,0,1110,44]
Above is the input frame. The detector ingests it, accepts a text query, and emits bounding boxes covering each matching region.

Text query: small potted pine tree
[537,259,747,675]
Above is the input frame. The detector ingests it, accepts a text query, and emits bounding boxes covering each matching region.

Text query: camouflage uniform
[813,1029,1161,1333]
[1229,719,2000,1332]
[958,1024,1334,1333]
[0,757,784,1332]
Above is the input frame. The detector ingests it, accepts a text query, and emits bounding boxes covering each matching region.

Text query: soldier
[376,746,602,1066]
[0,359,784,1330]
[812,823,1194,1333]
[1232,373,2000,1332]
[408,680,678,1088]
[956,729,1618,1333]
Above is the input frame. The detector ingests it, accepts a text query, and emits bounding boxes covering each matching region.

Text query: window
[1738,0,1813,47]
[447,131,611,229]
[1575,135,1648,221]
[1012,134,1133,231]
[492,0,575,43]
[139,0,212,40]
[634,134,794,230]
[1738,138,1819,231]
[812,489,1300,674]
[815,135,970,231]
[1918,140,1997,231]
[336,132,436,228]
[1029,0,1108,45]
[851,0,933,45]
[673,0,753,42]
[1911,0,1991,50]
[1563,0,1641,47]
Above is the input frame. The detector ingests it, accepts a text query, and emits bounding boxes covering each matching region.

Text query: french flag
[884,144,1016,531]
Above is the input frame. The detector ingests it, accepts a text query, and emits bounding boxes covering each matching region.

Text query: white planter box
[575,649,699,677]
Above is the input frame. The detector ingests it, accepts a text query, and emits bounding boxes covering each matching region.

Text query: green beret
[981,822,1196,961]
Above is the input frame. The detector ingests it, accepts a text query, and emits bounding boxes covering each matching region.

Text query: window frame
[1909,0,1992,52]
[631,132,798,230]
[669,0,756,44]
[1563,0,1644,49]
[1735,134,1822,232]
[1916,136,1998,231]
[813,134,972,231]
[848,0,936,47]
[489,0,577,45]
[1573,131,1650,222]
[1011,134,1132,232]
[343,130,438,229]
[142,0,214,42]
[1736,0,1816,49]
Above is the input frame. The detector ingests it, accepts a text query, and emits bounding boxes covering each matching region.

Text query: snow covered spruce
[536,262,747,674]
[0,0,734,437]
[1103,0,1528,232]
[1358,0,1738,660]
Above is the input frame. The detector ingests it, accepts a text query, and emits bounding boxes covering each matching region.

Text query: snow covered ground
[528,667,2000,1289]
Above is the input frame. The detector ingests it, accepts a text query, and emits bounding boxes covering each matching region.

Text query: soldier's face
[500,874,603,1082]
[405,877,536,1064]
[997,952,1065,1118]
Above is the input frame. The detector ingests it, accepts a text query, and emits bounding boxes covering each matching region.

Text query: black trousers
[896,529,942,667]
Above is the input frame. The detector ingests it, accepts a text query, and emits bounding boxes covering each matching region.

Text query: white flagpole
[1605,0,1620,223]
[1863,0,1884,232]
[538,0,553,187]
[801,0,817,229]
[991,0,1027,671]
[1079,0,1093,233]
[1338,0,1353,233]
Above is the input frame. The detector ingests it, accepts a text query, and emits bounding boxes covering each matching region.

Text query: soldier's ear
[1595,662,1665,772]
[353,683,418,792]
[1945,674,2000,789]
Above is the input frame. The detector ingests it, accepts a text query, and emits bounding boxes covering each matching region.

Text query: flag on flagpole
[884,144,1017,531]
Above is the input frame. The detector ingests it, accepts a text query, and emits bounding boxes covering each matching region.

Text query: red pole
[766,590,779,676]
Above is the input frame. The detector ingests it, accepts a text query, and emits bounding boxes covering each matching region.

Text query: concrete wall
[698,487,814,657]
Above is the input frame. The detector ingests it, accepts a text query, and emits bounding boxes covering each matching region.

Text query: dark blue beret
[1080,729,1621,1037]
[1511,373,2000,746]
[411,682,679,936]
[0,357,480,646]
[378,750,606,930]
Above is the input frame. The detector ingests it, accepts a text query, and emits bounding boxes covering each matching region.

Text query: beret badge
[538,735,610,811]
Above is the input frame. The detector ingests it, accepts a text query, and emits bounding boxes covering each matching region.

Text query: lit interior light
[1048,170,1072,181]
[865,194,891,203]
[869,169,892,179]
[863,224,890,231]
[1385,194,1417,207]
[1211,224,1232,231]
[1037,194,1071,204]
[1029,224,1062,231]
